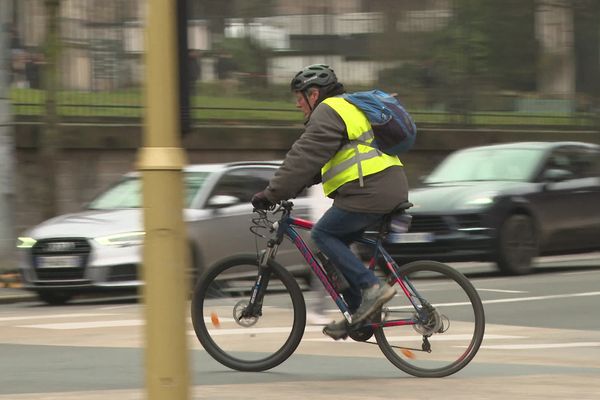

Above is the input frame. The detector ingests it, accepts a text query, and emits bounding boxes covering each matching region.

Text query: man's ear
[309,88,321,104]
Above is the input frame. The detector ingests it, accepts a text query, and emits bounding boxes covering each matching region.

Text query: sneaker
[306,311,331,325]
[322,319,349,340]
[351,284,395,325]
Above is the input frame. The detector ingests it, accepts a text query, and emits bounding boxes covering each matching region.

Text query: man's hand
[251,191,274,210]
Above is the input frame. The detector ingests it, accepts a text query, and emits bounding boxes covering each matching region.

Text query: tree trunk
[0,0,16,271]
[535,0,576,97]
[39,0,61,221]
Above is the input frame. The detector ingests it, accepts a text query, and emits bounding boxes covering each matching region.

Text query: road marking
[18,319,143,329]
[482,291,600,305]
[482,342,600,350]
[537,252,600,263]
[0,313,115,322]
[99,305,138,311]
[478,289,528,294]
[303,334,525,343]
[387,290,600,309]
[188,326,325,336]
[561,270,600,276]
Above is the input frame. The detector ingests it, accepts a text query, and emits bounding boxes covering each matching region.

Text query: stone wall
[13,122,600,235]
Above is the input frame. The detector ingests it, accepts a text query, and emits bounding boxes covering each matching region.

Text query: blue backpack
[342,89,417,156]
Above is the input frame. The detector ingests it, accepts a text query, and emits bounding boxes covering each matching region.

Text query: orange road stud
[210,312,221,328]
[401,349,416,359]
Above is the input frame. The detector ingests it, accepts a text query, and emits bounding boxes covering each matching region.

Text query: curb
[0,292,37,304]
[0,271,36,304]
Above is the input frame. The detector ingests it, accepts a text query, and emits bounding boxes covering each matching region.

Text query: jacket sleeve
[264,103,346,202]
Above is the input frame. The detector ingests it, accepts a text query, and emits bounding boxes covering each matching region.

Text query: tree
[419,0,537,114]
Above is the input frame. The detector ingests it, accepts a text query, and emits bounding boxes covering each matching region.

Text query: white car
[17,161,317,304]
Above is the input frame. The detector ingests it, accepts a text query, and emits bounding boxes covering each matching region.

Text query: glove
[251,191,274,210]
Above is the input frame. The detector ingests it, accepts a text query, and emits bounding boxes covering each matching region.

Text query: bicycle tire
[374,260,485,378]
[191,254,306,372]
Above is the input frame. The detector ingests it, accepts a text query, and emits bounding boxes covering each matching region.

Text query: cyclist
[252,64,409,339]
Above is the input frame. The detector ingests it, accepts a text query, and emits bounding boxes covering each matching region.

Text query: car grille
[454,214,484,229]
[35,269,87,281]
[408,215,450,234]
[108,264,138,282]
[31,238,91,281]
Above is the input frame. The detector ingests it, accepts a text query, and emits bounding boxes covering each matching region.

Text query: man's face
[294,89,319,118]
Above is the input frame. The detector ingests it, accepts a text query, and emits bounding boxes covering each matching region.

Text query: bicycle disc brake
[233,300,259,327]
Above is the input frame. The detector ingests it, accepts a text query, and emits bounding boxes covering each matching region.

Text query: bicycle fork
[239,243,278,321]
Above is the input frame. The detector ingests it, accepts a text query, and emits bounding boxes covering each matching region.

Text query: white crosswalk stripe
[0,313,115,322]
[18,319,144,329]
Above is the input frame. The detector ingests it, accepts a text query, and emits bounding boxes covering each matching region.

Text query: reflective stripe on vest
[321,97,402,196]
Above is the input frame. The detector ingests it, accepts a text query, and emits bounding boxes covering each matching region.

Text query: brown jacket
[264,100,409,213]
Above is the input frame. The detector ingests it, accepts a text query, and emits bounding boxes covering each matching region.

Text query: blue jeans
[311,206,384,313]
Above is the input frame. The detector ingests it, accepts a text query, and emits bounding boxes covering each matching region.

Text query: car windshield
[425,148,544,184]
[88,172,211,209]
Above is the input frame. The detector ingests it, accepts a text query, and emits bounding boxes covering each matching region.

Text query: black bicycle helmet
[290,64,338,92]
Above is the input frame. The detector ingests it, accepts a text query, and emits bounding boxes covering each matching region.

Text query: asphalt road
[1,254,599,400]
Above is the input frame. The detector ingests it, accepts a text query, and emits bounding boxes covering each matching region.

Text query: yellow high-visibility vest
[320,97,402,196]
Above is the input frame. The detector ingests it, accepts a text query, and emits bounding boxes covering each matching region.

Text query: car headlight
[461,192,497,209]
[95,232,145,247]
[17,237,37,248]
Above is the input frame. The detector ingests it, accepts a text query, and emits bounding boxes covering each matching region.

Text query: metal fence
[5,0,600,128]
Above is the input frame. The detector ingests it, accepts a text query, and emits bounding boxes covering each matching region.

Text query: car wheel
[37,291,74,305]
[496,214,539,275]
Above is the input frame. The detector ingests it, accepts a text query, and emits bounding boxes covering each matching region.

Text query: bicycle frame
[255,203,426,329]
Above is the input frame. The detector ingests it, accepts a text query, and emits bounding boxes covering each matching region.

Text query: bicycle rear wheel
[375,260,485,377]
[191,254,306,372]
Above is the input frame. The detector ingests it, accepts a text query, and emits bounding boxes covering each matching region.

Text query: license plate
[387,232,434,243]
[37,256,80,269]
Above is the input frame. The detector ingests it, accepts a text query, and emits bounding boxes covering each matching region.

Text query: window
[570,148,600,178]
[89,177,141,209]
[425,148,543,183]
[544,147,600,179]
[89,172,210,210]
[208,167,276,205]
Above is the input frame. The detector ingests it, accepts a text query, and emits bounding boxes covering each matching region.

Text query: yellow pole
[138,0,190,399]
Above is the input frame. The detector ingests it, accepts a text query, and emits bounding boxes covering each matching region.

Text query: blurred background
[1,0,599,270]
[5,0,600,122]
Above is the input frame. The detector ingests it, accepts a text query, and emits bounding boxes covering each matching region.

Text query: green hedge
[9,87,597,127]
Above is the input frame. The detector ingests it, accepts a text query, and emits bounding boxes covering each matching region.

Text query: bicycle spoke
[191,255,306,371]
[375,261,485,377]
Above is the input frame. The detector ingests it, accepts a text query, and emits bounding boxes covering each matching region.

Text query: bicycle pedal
[322,323,349,341]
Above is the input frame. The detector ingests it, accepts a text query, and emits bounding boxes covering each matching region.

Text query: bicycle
[191,200,485,377]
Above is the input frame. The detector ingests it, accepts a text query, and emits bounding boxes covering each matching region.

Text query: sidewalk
[0,270,36,304]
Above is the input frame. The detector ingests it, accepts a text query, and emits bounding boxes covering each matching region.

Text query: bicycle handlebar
[250,200,295,241]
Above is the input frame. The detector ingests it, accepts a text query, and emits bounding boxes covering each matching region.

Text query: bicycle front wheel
[375,260,485,377]
[191,254,306,372]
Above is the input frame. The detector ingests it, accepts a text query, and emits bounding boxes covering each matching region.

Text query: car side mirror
[542,168,573,183]
[207,195,240,209]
